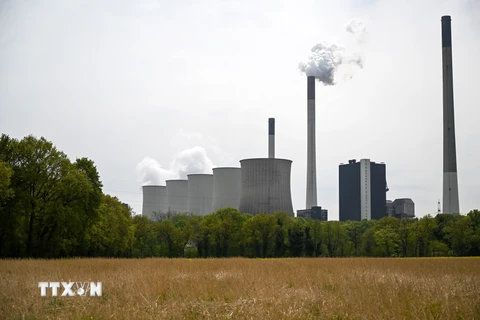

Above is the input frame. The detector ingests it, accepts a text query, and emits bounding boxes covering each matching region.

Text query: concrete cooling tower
[166,179,188,214]
[142,185,168,220]
[212,167,241,211]
[187,174,214,216]
[238,158,294,216]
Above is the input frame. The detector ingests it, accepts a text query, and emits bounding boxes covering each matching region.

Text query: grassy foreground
[1,258,479,319]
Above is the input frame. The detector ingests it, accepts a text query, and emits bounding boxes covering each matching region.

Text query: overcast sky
[1,0,479,219]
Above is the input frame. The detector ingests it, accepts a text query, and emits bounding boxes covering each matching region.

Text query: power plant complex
[142,117,295,219]
[141,16,460,220]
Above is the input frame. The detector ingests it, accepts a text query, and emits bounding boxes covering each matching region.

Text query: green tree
[86,195,134,257]
[398,218,415,257]
[202,208,246,257]
[345,221,362,256]
[273,212,291,257]
[3,135,98,257]
[323,221,349,257]
[156,220,182,257]
[467,210,480,255]
[374,217,401,256]
[0,161,13,203]
[288,221,304,257]
[413,215,437,256]
[242,214,279,258]
[443,215,473,256]
[184,215,205,256]
[131,215,157,257]
[0,161,16,255]
[304,225,315,257]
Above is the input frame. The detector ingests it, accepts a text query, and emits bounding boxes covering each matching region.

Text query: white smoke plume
[298,42,346,85]
[136,146,213,185]
[299,19,367,85]
[345,19,369,44]
[171,146,214,179]
[136,157,176,185]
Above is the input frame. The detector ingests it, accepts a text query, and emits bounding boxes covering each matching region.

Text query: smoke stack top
[268,118,275,158]
[269,118,275,135]
[307,76,315,99]
[441,16,452,48]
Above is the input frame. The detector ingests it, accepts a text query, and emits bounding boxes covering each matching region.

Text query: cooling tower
[238,158,294,216]
[268,118,275,158]
[187,174,214,216]
[212,167,241,211]
[441,15,460,214]
[306,75,318,208]
[166,179,188,214]
[142,185,168,220]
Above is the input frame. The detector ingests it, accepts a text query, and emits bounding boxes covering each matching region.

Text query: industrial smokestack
[268,118,275,158]
[441,15,460,214]
[306,76,317,208]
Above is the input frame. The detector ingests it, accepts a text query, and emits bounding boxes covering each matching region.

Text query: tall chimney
[268,118,275,158]
[306,76,317,208]
[441,15,460,214]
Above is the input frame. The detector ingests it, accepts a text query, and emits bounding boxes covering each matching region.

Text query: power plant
[441,15,460,214]
[141,117,294,218]
[140,15,461,220]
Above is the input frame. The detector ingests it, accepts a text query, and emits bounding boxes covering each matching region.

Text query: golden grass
[1,258,479,319]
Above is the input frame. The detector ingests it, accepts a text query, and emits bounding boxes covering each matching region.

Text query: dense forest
[0,134,479,258]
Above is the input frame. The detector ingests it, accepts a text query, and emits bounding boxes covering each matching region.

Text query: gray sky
[1,0,479,219]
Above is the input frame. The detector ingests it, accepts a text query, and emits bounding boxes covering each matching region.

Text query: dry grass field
[1,258,479,319]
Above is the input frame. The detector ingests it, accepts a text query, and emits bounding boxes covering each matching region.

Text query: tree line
[1,134,479,258]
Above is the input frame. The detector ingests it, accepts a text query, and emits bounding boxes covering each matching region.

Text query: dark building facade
[339,159,387,221]
[297,206,328,221]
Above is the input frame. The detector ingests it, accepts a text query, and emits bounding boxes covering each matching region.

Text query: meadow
[1,258,479,319]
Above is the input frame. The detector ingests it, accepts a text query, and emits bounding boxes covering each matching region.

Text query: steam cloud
[299,19,367,85]
[136,146,214,185]
[345,19,368,44]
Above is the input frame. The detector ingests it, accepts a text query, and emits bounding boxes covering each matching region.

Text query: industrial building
[339,159,387,221]
[297,206,328,221]
[387,198,415,219]
[386,200,394,217]
[212,167,241,211]
[142,185,168,220]
[166,179,188,214]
